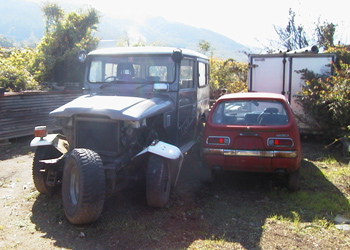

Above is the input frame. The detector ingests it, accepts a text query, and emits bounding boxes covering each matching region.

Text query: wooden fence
[0,91,82,141]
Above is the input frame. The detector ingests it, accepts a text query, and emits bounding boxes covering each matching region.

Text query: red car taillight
[206,136,230,145]
[267,138,294,147]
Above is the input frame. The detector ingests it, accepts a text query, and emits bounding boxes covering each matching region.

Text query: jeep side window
[198,62,208,87]
[89,60,103,82]
[179,59,194,89]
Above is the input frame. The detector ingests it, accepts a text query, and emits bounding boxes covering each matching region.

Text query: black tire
[287,168,300,192]
[200,162,214,184]
[32,146,62,195]
[146,155,171,208]
[62,148,106,224]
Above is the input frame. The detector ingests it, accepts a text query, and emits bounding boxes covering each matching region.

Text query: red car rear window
[211,100,289,126]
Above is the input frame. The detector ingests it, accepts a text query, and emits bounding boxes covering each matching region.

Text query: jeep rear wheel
[146,155,171,208]
[62,149,106,224]
[32,146,62,195]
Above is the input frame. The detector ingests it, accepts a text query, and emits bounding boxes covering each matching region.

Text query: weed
[25,191,40,201]
[318,155,338,164]
[291,211,301,231]
[269,214,291,223]
[0,177,11,188]
[313,217,332,228]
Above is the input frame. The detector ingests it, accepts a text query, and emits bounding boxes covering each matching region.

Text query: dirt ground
[0,136,349,250]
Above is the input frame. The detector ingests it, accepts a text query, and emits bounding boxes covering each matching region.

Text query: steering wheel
[104,76,118,82]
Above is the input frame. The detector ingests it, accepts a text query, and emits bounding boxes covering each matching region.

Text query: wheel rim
[69,167,79,205]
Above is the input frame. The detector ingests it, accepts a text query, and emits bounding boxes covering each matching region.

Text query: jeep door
[177,58,197,145]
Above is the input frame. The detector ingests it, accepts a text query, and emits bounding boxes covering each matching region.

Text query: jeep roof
[88,46,209,59]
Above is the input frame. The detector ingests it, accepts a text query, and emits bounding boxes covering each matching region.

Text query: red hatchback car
[202,92,302,191]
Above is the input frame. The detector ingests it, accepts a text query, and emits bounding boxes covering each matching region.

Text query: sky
[28,0,350,48]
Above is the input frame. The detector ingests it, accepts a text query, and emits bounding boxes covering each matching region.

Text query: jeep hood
[50,95,172,121]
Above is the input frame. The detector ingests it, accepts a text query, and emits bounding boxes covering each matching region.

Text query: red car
[202,92,302,191]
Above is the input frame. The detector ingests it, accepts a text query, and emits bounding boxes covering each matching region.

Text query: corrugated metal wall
[0,91,82,141]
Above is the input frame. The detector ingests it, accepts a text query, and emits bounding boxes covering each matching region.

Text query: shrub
[209,58,248,99]
[297,46,350,139]
[0,48,39,92]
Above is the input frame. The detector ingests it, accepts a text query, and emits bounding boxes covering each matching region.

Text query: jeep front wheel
[146,155,171,208]
[62,148,106,224]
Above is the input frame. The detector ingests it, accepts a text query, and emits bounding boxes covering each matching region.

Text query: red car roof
[217,92,289,102]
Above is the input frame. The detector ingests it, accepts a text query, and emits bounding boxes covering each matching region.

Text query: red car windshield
[211,100,289,126]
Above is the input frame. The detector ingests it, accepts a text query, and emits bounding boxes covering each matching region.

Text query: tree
[117,31,131,47]
[0,36,14,48]
[198,39,214,57]
[202,40,248,98]
[41,2,64,33]
[33,3,100,84]
[274,9,309,51]
[316,20,337,49]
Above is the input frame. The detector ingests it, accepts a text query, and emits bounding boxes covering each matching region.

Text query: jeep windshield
[88,55,176,84]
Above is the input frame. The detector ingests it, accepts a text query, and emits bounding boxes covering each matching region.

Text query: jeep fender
[135,141,184,187]
[30,134,70,155]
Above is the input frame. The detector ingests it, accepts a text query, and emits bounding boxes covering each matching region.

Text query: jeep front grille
[75,116,120,156]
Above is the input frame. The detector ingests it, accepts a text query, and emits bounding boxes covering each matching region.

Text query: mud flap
[135,140,184,187]
[30,134,69,155]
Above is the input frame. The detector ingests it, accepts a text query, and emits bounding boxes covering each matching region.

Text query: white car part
[136,140,184,187]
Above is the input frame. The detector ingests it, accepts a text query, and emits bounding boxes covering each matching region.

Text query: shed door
[289,56,334,130]
[249,56,290,98]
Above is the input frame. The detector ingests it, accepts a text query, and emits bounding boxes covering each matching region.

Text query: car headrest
[264,107,279,114]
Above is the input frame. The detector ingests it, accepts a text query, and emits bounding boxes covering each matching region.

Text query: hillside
[98,16,251,61]
[0,0,44,42]
[0,0,252,61]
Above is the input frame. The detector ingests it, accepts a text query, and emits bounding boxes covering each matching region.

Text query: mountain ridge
[0,0,251,61]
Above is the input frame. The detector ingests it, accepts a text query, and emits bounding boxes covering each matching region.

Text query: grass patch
[268,188,350,222]
[266,150,350,229]
[321,165,350,185]
[188,236,242,250]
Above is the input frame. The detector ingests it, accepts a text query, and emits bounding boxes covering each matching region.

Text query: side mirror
[153,83,169,92]
[171,49,183,63]
[77,50,87,63]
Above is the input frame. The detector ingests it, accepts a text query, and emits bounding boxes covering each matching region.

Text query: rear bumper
[202,148,298,158]
[202,148,300,173]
